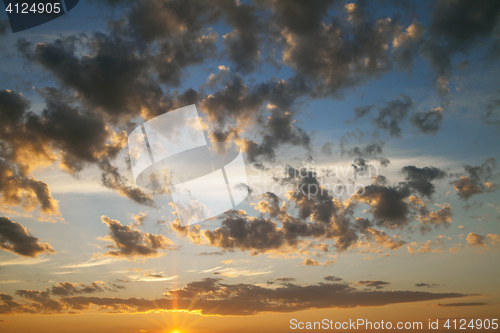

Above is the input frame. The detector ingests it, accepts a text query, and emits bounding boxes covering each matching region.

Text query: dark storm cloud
[0,278,470,316]
[451,158,497,200]
[410,107,444,135]
[0,216,55,257]
[401,165,447,197]
[101,215,175,258]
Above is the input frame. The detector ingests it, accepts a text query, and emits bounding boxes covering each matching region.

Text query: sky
[0,1,499,332]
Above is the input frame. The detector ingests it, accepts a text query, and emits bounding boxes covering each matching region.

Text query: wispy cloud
[204,266,273,277]
[61,257,121,268]
[0,279,20,284]
[0,257,50,266]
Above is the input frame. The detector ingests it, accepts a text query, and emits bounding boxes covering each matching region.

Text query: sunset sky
[0,1,499,332]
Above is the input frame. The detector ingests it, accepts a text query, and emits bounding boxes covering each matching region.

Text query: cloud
[101,215,175,258]
[126,0,220,43]
[356,280,390,289]
[452,159,497,200]
[301,259,319,266]
[50,282,105,296]
[0,257,50,266]
[0,19,8,36]
[466,232,486,247]
[483,94,500,129]
[401,165,447,197]
[415,283,439,288]
[61,257,121,269]
[126,270,178,282]
[360,227,406,250]
[17,35,171,120]
[430,0,500,51]
[436,302,488,307]
[0,160,61,217]
[0,88,150,210]
[392,21,425,70]
[15,290,64,313]
[221,1,263,74]
[487,233,500,246]
[277,1,396,97]
[0,216,55,257]
[197,251,225,256]
[277,277,295,282]
[410,107,444,135]
[419,204,453,229]
[174,166,361,254]
[341,141,385,159]
[324,276,342,282]
[99,160,156,207]
[130,212,148,228]
[373,95,413,137]
[351,184,411,228]
[210,266,273,278]
[155,32,219,86]
[0,278,471,316]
